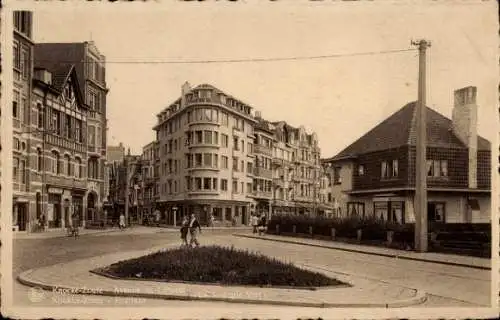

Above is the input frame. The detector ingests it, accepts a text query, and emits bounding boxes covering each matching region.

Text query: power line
[29,48,416,65]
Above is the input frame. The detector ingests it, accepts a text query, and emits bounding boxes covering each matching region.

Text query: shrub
[101,245,345,288]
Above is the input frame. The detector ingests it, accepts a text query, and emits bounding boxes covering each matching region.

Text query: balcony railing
[253,167,272,179]
[46,134,86,153]
[252,190,273,199]
[253,144,272,156]
[45,175,87,189]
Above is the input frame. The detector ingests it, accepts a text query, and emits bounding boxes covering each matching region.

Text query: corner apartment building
[34,41,108,223]
[323,86,491,224]
[153,83,258,225]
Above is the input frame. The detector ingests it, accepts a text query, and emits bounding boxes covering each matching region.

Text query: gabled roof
[329,102,490,161]
[33,44,86,109]
[34,43,86,97]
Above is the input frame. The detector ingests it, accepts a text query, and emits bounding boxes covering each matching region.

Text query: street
[11,228,490,308]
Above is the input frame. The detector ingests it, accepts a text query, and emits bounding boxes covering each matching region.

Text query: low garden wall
[266,215,491,257]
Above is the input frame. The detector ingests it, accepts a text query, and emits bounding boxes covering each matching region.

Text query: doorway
[17,203,27,231]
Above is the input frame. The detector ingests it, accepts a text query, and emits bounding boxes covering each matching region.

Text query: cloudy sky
[32,1,498,157]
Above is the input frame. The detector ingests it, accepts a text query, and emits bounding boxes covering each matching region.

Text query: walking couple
[180,214,202,247]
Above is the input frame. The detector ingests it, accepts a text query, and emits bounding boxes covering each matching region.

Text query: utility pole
[411,39,431,253]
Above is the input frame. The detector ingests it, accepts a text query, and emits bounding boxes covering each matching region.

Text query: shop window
[428,202,445,222]
[347,202,365,218]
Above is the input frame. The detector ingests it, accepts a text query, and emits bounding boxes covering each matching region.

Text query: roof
[34,43,86,96]
[329,102,490,161]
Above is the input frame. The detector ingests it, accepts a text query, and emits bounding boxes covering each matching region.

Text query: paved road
[11,229,489,308]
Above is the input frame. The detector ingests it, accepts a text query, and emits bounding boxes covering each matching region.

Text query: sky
[32,1,498,157]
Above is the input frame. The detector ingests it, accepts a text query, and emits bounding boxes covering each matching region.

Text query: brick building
[323,86,491,224]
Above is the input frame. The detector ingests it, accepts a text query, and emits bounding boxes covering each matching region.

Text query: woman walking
[180,216,189,247]
[188,214,202,247]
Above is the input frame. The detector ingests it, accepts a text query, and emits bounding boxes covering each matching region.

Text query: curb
[17,270,426,308]
[233,233,491,271]
[14,228,123,240]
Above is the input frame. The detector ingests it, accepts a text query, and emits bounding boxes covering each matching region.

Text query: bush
[100,245,345,288]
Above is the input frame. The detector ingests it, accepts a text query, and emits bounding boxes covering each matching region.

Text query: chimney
[255,111,262,119]
[181,81,191,107]
[452,86,478,188]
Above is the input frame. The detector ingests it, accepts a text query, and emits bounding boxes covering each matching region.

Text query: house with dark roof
[322,86,491,224]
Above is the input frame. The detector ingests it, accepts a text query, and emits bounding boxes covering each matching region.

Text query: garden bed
[93,245,347,289]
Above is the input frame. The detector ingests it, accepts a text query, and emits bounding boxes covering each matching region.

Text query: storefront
[47,191,62,229]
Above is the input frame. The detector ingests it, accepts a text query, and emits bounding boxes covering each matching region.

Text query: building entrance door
[17,203,27,231]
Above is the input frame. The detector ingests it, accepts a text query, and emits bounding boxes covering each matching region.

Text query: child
[180,216,189,246]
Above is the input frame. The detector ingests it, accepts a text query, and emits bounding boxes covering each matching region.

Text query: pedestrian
[210,214,215,229]
[189,213,202,247]
[40,213,46,231]
[155,209,161,227]
[180,216,189,247]
[251,214,259,234]
[258,214,267,236]
[119,212,126,230]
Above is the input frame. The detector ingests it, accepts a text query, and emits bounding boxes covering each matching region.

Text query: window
[381,161,389,179]
[428,202,445,222]
[222,156,228,169]
[247,142,253,154]
[75,158,82,178]
[213,132,219,145]
[213,154,218,168]
[204,131,212,144]
[233,137,239,150]
[333,167,341,184]
[221,134,228,147]
[20,160,26,184]
[194,178,202,190]
[195,131,203,144]
[37,104,44,128]
[347,202,365,218]
[65,114,72,139]
[221,179,228,191]
[13,158,19,182]
[427,160,448,178]
[247,183,252,194]
[240,160,244,172]
[233,157,238,171]
[203,178,211,190]
[13,91,20,118]
[13,41,20,70]
[75,120,82,142]
[213,178,218,190]
[52,151,60,174]
[392,160,399,177]
[65,155,71,175]
[247,162,253,174]
[232,179,238,193]
[37,148,43,171]
[195,153,202,167]
[221,112,229,126]
[358,164,365,176]
[204,153,212,167]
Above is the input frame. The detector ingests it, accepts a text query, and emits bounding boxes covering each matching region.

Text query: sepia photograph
[1,1,498,319]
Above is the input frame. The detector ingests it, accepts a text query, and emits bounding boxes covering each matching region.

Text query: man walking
[251,214,259,234]
[189,214,202,247]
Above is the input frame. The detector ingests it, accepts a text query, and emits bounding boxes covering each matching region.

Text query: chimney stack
[452,86,478,188]
[181,81,191,107]
[255,111,262,119]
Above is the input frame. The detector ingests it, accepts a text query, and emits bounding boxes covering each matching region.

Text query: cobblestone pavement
[11,232,491,309]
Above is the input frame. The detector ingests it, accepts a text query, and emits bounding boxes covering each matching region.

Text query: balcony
[188,166,220,172]
[253,167,272,179]
[253,144,272,156]
[45,175,87,190]
[188,143,219,150]
[272,158,283,167]
[186,97,214,105]
[188,190,219,196]
[272,178,285,188]
[46,134,86,153]
[252,190,272,199]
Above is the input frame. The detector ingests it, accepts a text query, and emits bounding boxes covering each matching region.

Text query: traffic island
[91,245,347,290]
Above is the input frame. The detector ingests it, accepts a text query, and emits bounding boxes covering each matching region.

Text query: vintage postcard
[1,1,499,319]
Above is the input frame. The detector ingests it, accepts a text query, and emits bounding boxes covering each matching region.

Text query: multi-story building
[34,41,108,224]
[270,121,322,216]
[153,82,257,225]
[12,11,35,231]
[140,141,158,216]
[323,86,491,224]
[250,113,274,217]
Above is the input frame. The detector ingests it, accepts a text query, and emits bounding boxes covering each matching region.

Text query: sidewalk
[233,233,491,270]
[13,226,174,240]
[18,238,427,308]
